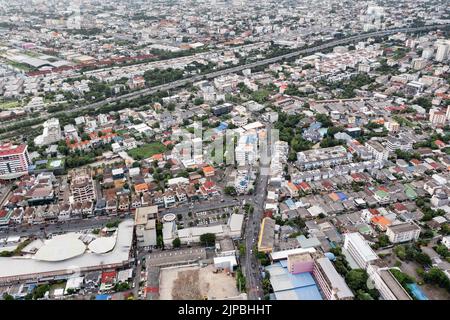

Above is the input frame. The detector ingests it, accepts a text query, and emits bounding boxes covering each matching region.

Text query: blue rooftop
[215,122,228,132]
[279,259,288,268]
[285,199,295,209]
[336,192,348,201]
[292,285,323,300]
[309,121,322,130]
[268,261,323,300]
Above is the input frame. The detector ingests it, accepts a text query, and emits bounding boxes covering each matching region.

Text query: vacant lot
[0,100,20,110]
[127,142,166,160]
[159,265,239,300]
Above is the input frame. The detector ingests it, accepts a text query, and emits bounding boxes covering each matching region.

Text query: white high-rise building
[343,233,379,270]
[34,118,62,146]
[421,48,434,60]
[366,140,389,162]
[235,131,258,167]
[435,43,449,62]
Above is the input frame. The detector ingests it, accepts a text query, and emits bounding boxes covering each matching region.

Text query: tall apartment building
[34,118,62,146]
[70,168,96,203]
[366,140,389,162]
[429,108,447,126]
[343,232,379,270]
[313,257,354,300]
[386,222,421,244]
[235,131,258,167]
[435,42,449,62]
[0,144,31,180]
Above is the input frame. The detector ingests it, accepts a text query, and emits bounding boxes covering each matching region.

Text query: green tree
[224,186,237,196]
[32,284,50,300]
[345,269,368,292]
[194,97,204,105]
[172,237,181,248]
[157,235,164,248]
[200,233,216,247]
[315,113,333,127]
[394,245,407,260]
[415,252,432,267]
[423,267,450,292]
[81,132,90,141]
[2,293,14,300]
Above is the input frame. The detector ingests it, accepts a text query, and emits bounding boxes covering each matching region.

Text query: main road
[243,123,273,300]
[1,23,448,137]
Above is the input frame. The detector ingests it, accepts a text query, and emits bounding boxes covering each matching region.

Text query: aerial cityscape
[0,0,449,303]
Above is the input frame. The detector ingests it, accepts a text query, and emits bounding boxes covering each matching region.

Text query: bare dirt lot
[159,264,239,300]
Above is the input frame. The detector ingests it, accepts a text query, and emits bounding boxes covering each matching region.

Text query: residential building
[386,222,421,244]
[211,103,233,116]
[384,121,400,133]
[297,146,352,170]
[367,265,412,300]
[429,108,447,126]
[70,169,96,203]
[343,232,378,269]
[135,206,158,248]
[34,118,62,146]
[0,144,31,180]
[386,136,413,152]
[313,257,354,300]
[366,140,389,162]
[235,131,259,166]
[435,43,449,62]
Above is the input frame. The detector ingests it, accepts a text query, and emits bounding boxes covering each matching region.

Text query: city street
[242,124,273,300]
[0,215,127,238]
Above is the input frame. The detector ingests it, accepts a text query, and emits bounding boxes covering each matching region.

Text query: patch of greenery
[128,142,166,160]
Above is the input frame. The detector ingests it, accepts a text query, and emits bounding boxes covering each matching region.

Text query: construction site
[158,264,240,300]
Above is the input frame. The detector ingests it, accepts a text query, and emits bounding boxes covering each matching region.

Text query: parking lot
[164,200,243,229]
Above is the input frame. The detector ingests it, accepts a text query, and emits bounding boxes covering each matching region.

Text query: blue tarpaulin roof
[95,294,111,300]
[336,192,348,201]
